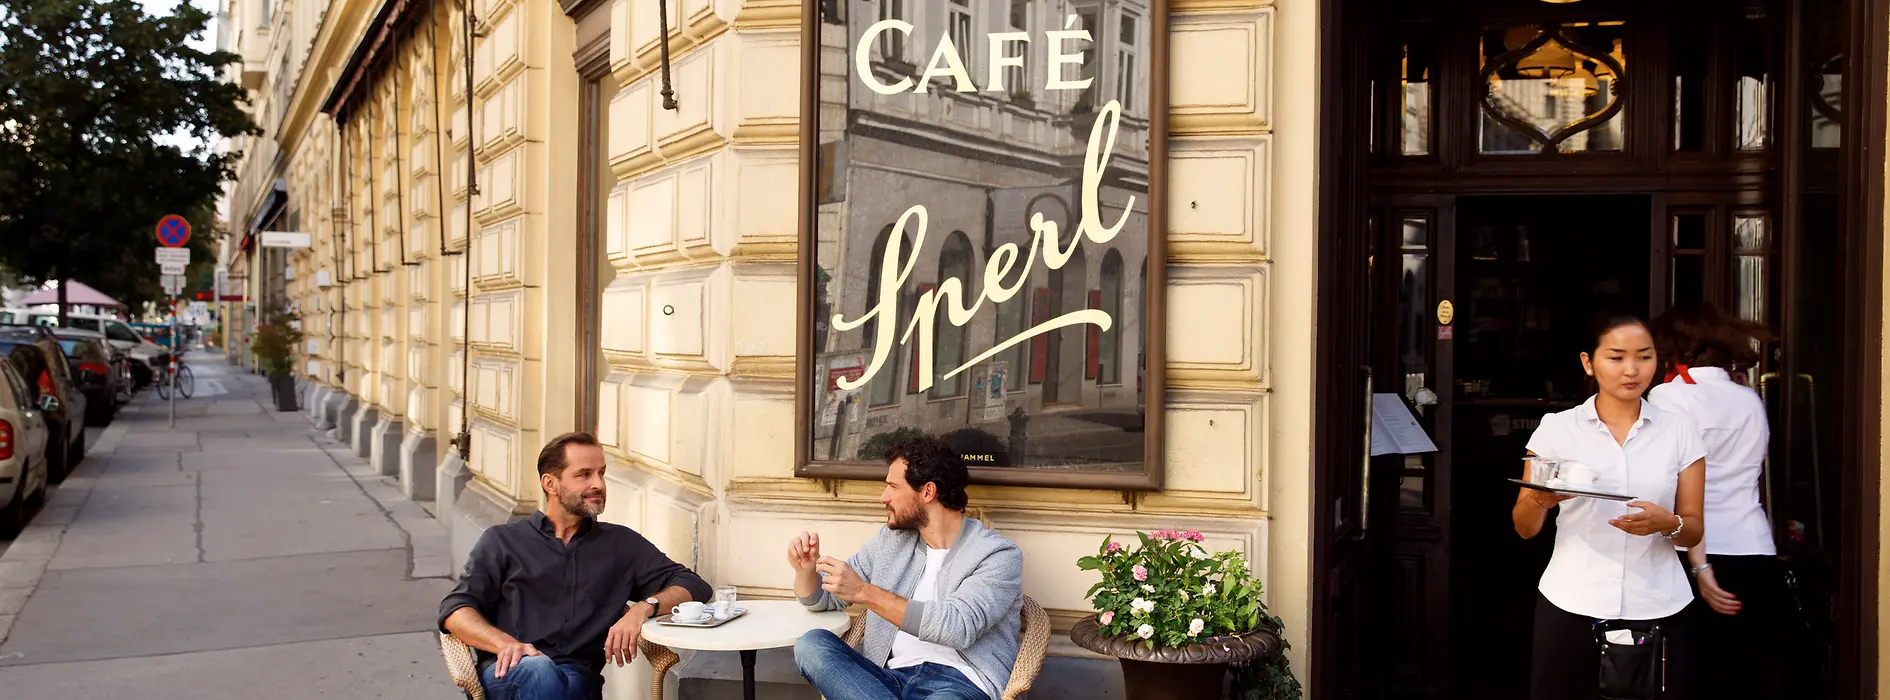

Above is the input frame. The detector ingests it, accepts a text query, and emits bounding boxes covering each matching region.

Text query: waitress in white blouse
[1648,303,1789,698]
[1512,314,1707,700]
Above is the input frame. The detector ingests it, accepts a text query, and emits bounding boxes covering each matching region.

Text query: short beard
[558,489,605,519]
[887,504,928,531]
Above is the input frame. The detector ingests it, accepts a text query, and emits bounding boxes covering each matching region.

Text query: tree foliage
[0,0,258,315]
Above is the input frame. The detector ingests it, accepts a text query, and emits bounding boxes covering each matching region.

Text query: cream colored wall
[588,0,1311,680]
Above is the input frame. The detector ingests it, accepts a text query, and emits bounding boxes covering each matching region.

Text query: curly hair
[883,434,970,511]
[1653,303,1771,370]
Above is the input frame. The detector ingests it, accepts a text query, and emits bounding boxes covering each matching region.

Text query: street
[0,353,461,698]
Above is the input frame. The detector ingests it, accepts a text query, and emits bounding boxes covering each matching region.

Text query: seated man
[440,431,712,700]
[790,436,1023,700]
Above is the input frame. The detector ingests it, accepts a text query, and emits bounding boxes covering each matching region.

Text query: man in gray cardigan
[790,436,1024,700]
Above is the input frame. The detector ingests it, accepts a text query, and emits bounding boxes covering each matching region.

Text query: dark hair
[1652,303,1771,369]
[537,431,602,481]
[1587,312,1651,354]
[884,435,970,511]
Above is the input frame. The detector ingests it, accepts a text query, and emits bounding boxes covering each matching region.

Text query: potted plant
[1073,530,1297,700]
[251,308,304,411]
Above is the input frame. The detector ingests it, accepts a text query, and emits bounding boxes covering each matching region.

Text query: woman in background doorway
[1512,314,1706,700]
[1650,304,1790,699]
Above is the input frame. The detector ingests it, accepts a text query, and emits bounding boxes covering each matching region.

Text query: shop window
[1099,250,1123,385]
[931,233,973,399]
[1478,22,1627,154]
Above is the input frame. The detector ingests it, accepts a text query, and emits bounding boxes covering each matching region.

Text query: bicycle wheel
[177,365,195,399]
[154,372,171,400]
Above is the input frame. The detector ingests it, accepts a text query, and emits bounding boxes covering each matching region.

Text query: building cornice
[274,0,385,159]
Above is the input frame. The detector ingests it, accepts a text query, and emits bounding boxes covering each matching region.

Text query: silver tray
[654,608,748,628]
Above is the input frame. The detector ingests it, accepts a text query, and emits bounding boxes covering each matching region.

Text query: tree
[0,0,257,324]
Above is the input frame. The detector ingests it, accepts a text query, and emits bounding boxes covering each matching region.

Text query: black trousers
[1530,593,1689,700]
[1683,554,1795,700]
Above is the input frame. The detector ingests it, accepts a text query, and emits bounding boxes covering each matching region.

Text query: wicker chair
[824,595,1051,700]
[440,632,678,700]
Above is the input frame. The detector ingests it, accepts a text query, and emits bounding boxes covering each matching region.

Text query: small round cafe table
[639,599,852,700]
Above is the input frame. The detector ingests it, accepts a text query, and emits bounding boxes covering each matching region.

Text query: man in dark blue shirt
[439,432,712,700]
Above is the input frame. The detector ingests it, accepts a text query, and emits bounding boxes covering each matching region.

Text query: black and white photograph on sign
[803,0,1161,477]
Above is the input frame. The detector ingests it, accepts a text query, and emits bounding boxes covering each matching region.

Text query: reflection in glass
[1671,213,1708,310]
[1733,215,1768,325]
[1672,17,1708,151]
[812,0,1152,470]
[1735,15,1770,151]
[1399,217,1430,387]
[1401,32,1436,156]
[1811,64,1842,148]
[1399,474,1426,511]
[1479,23,1627,154]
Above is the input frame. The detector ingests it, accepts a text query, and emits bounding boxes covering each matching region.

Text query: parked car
[0,326,87,482]
[53,329,123,426]
[0,309,166,388]
[0,360,50,537]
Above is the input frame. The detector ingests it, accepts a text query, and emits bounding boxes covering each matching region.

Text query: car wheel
[46,436,68,485]
[0,473,24,539]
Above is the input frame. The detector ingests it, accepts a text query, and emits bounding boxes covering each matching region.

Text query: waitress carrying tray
[1507,478,1635,502]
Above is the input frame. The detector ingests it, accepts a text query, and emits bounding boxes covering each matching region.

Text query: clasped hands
[788,531,872,604]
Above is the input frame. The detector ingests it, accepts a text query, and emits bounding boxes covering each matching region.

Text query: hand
[493,641,542,678]
[789,532,822,573]
[816,556,870,604]
[1610,500,1681,537]
[1697,567,1743,616]
[1531,490,1576,510]
[604,607,648,667]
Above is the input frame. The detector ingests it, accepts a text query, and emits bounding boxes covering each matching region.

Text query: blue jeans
[794,629,989,700]
[478,655,601,700]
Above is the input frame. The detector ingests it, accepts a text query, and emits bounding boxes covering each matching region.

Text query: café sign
[795,0,1169,490]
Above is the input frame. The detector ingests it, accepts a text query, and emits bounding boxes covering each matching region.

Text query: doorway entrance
[1310,0,1887,698]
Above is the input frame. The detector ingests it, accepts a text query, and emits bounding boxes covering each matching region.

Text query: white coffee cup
[1561,462,1598,490]
[672,601,708,621]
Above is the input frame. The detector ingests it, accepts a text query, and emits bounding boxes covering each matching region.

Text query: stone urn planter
[268,372,299,412]
[1071,615,1280,700]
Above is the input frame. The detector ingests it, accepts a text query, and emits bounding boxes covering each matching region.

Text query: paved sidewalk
[0,354,460,698]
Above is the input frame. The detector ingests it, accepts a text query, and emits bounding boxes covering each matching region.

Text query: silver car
[0,360,50,537]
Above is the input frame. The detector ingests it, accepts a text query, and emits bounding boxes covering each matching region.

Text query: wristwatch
[1660,517,1685,540]
[628,596,661,619]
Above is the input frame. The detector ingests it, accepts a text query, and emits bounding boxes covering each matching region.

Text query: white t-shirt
[888,547,996,699]
[1525,397,1706,620]
[1647,367,1776,556]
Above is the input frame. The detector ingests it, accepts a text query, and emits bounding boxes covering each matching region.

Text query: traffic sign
[259,231,313,248]
[155,247,191,266]
[155,215,191,247]
[160,274,185,295]
[160,261,187,275]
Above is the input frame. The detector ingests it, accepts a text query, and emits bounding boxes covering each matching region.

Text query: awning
[19,280,125,307]
[240,178,289,252]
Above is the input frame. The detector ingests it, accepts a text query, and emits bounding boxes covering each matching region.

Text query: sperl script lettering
[831,100,1134,393]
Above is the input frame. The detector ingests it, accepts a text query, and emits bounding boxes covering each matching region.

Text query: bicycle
[153,353,194,400]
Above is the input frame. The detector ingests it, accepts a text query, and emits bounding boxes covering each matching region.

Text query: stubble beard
[888,504,928,531]
[559,488,606,519]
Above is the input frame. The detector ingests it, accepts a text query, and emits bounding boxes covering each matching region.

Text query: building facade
[218,0,1890,697]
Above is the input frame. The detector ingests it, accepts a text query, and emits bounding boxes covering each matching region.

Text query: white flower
[1130,597,1156,615]
[1189,618,1205,636]
[1142,584,1155,593]
[1203,583,1217,596]
[1179,590,1191,601]
[1136,624,1155,640]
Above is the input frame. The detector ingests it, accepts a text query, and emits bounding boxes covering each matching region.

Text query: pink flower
[1186,530,1205,542]
[1132,565,1148,581]
[1151,529,1176,541]
[1106,541,1123,553]
[1100,610,1115,625]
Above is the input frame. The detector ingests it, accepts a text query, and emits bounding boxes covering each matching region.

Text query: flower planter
[1071,615,1280,700]
[269,372,299,412]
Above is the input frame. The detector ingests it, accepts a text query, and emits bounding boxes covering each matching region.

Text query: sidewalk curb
[0,414,134,647]
[307,430,453,581]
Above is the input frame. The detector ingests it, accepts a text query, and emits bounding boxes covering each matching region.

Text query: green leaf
[1077,556,1103,571]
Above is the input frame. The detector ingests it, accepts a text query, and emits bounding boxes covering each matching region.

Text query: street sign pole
[169,298,177,429]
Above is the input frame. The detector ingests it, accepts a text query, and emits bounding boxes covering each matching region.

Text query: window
[1116,13,1139,108]
[932,233,974,399]
[1099,250,1123,384]
[1,363,29,411]
[106,322,142,344]
[1006,0,1030,96]
[865,227,910,407]
[949,0,974,85]
[879,0,907,63]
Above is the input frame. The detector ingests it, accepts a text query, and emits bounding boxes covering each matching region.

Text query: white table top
[642,599,852,652]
